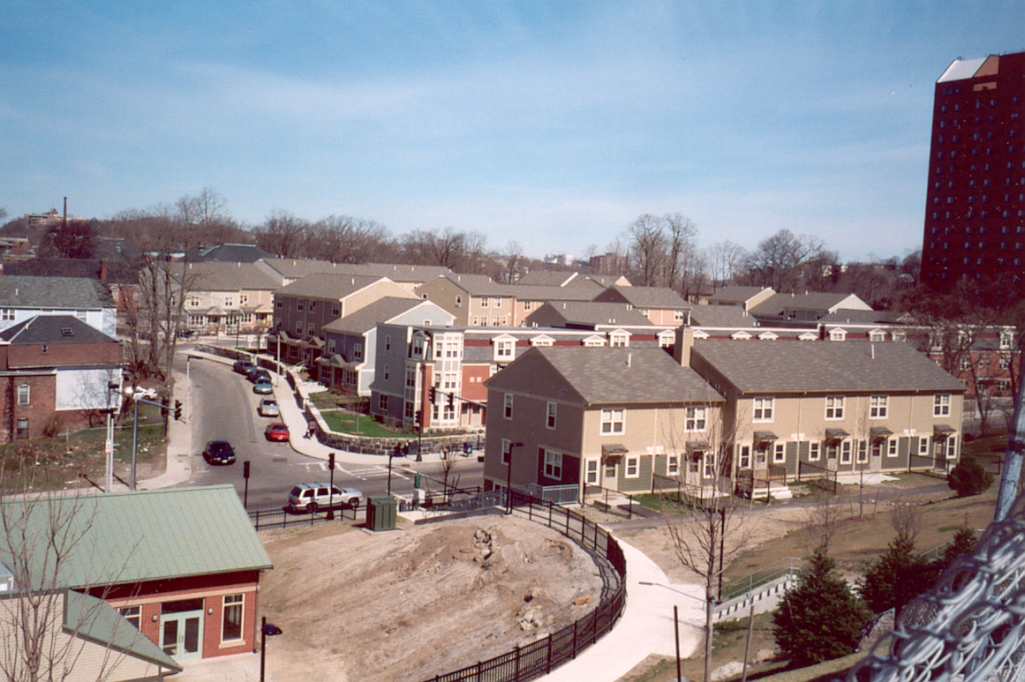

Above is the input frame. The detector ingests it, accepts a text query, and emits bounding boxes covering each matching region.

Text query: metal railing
[425,491,627,682]
[797,460,839,495]
[248,505,360,531]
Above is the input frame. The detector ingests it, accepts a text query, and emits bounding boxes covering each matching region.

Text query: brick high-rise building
[920,51,1025,292]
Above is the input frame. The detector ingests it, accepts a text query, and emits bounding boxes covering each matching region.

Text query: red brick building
[921,51,1025,291]
[0,315,123,440]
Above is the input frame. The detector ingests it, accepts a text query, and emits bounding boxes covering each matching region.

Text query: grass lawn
[320,410,415,439]
[308,391,366,410]
[635,492,690,514]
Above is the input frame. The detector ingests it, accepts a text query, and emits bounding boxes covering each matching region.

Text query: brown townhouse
[687,336,966,497]
[593,285,690,327]
[504,284,601,326]
[416,274,516,327]
[271,274,416,365]
[482,344,723,502]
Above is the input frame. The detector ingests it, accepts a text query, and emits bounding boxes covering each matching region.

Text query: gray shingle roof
[601,285,689,309]
[276,273,385,299]
[186,262,282,291]
[0,276,114,309]
[818,309,904,325]
[688,305,759,328]
[500,284,599,302]
[260,258,452,283]
[258,258,341,279]
[750,292,858,317]
[434,273,511,296]
[708,285,770,305]
[692,340,965,394]
[517,270,578,286]
[527,301,653,328]
[0,315,117,345]
[488,346,723,406]
[198,243,271,262]
[322,297,423,335]
[0,485,272,591]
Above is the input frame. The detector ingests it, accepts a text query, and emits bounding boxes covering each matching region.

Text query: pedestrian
[304,421,315,439]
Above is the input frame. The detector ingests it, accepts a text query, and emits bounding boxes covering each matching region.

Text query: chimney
[626,352,632,368]
[870,343,875,360]
[673,325,694,367]
[99,261,109,283]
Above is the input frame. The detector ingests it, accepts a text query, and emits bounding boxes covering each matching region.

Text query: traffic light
[429,386,437,403]
[173,400,183,421]
[447,391,454,409]
[328,452,335,471]
[415,409,422,428]
[243,460,251,480]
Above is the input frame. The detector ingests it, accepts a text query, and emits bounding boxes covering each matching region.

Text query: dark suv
[233,359,256,374]
[202,441,237,465]
[246,367,271,384]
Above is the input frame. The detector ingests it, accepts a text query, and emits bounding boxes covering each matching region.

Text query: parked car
[265,423,289,442]
[246,367,271,383]
[132,386,160,400]
[253,381,273,395]
[258,399,280,417]
[233,359,256,374]
[202,441,236,465]
[176,329,196,339]
[287,483,362,513]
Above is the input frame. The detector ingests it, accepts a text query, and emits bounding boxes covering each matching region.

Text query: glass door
[160,611,204,661]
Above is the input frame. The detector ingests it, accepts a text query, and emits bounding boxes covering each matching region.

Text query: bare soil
[261,515,604,682]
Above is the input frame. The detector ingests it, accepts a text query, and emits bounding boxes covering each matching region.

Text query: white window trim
[829,328,847,341]
[17,384,30,407]
[798,331,818,341]
[887,438,899,457]
[752,397,774,423]
[824,396,845,421]
[624,455,640,478]
[857,440,868,463]
[501,438,511,465]
[600,408,625,436]
[809,442,820,461]
[585,459,599,484]
[731,331,752,340]
[221,593,245,644]
[933,394,952,417]
[684,406,707,432]
[773,442,786,463]
[667,455,679,476]
[869,395,888,420]
[503,393,514,420]
[758,331,778,341]
[738,444,751,469]
[543,449,563,480]
[546,401,558,430]
[919,436,930,456]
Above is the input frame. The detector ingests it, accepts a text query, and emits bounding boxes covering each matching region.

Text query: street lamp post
[259,617,282,682]
[126,390,173,491]
[505,441,524,514]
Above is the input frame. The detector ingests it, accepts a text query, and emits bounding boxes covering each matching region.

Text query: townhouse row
[482,328,966,501]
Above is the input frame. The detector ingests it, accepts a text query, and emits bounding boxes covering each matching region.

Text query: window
[773,442,785,463]
[667,455,679,476]
[826,442,838,460]
[297,302,304,312]
[543,449,563,480]
[495,339,515,360]
[224,297,234,308]
[223,594,244,642]
[15,418,27,439]
[825,396,845,420]
[378,395,389,411]
[384,335,391,351]
[934,394,951,416]
[829,328,847,341]
[919,436,930,456]
[118,606,141,630]
[946,436,958,459]
[546,401,557,429]
[503,393,514,419]
[383,365,390,380]
[609,332,629,347]
[600,408,624,435]
[869,329,886,342]
[495,298,502,308]
[585,459,598,484]
[1000,330,1015,349]
[685,406,706,432]
[738,445,751,469]
[809,442,820,461]
[840,440,852,464]
[869,395,888,419]
[455,295,463,308]
[753,397,774,422]
[481,297,489,308]
[703,452,716,478]
[353,343,363,361]
[857,440,868,463]
[625,456,639,478]
[887,438,898,457]
[16,384,29,407]
[501,439,511,465]
[0,309,14,321]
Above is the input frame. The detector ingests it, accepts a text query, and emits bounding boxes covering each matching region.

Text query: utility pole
[674,605,682,682]
[62,196,67,228]
[740,595,756,682]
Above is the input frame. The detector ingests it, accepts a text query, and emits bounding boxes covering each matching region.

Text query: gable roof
[602,285,689,310]
[64,591,181,672]
[276,273,386,300]
[186,262,282,291]
[583,274,629,287]
[528,301,654,328]
[818,309,904,325]
[708,285,770,305]
[322,297,426,335]
[259,259,452,284]
[0,485,272,592]
[750,292,861,317]
[2,258,140,285]
[258,258,340,279]
[688,304,758,328]
[487,346,722,406]
[692,340,965,394]
[517,270,578,287]
[198,243,271,263]
[0,315,117,345]
[500,284,599,302]
[430,273,511,296]
[0,276,115,309]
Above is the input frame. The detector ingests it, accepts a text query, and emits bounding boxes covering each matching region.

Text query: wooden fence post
[548,502,552,528]
[514,645,521,680]
[545,633,553,673]
[571,620,578,659]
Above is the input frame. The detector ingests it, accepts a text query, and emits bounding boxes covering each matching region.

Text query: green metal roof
[0,485,272,592]
[64,590,181,672]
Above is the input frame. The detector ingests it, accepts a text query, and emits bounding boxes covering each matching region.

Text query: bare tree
[663,214,697,291]
[626,214,666,286]
[805,493,844,554]
[502,241,525,284]
[741,229,827,291]
[706,240,747,288]
[255,210,309,257]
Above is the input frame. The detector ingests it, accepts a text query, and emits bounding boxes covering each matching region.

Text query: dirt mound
[261,515,604,681]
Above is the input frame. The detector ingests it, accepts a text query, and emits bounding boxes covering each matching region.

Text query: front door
[160,604,204,661]
[603,460,619,491]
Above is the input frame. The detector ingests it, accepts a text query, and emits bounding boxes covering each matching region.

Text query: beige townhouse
[483,345,723,503]
[687,335,966,497]
[503,284,601,326]
[182,262,280,335]
[594,286,690,327]
[416,274,516,327]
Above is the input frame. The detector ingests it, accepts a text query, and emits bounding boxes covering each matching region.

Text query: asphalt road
[176,354,485,511]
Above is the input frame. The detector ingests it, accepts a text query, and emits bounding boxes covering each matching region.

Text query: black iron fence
[425,490,627,682]
[248,505,360,531]
[797,460,839,495]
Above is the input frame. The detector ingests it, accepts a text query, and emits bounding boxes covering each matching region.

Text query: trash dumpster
[366,496,397,531]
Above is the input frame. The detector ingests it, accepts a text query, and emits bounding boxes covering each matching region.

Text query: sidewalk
[543,537,705,681]
[185,349,444,466]
[136,368,194,491]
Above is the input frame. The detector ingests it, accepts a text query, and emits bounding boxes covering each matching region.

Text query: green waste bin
[367,496,397,531]
[414,473,423,489]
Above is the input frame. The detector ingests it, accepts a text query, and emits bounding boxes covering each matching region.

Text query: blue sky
[2,1,1024,260]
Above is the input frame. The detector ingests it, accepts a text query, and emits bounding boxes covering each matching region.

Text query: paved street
[177,354,484,510]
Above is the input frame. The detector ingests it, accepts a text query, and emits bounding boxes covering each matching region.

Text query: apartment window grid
[16,384,29,406]
[495,339,515,361]
[888,438,899,457]
[840,440,852,464]
[773,442,785,464]
[667,455,679,476]
[738,445,751,469]
[625,456,639,478]
[585,459,598,485]
[919,436,931,456]
[703,452,716,478]
[542,449,563,480]
[600,408,625,435]
[869,395,888,419]
[609,333,629,348]
[753,397,774,422]
[0,308,15,321]
[685,406,706,432]
[933,394,951,416]
[857,440,868,463]
[223,594,244,642]
[825,396,845,420]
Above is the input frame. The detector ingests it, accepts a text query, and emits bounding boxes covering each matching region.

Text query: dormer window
[758,332,778,341]
[829,328,847,341]
[868,329,886,342]
[1000,330,1015,349]
[798,332,817,341]
[530,335,554,347]
[583,335,606,347]
[609,330,630,348]
[494,336,515,361]
[731,331,751,340]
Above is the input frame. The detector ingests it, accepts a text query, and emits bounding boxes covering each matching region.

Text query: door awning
[869,427,893,442]
[753,431,777,444]
[933,424,956,439]
[825,428,849,442]
[602,444,628,459]
[685,441,710,453]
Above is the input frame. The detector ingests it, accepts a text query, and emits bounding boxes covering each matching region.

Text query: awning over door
[869,427,893,442]
[825,428,849,443]
[753,431,777,445]
[602,444,627,460]
[933,424,956,439]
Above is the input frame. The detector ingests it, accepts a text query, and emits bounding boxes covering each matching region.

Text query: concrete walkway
[543,537,705,681]
[183,350,446,465]
[136,369,195,491]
